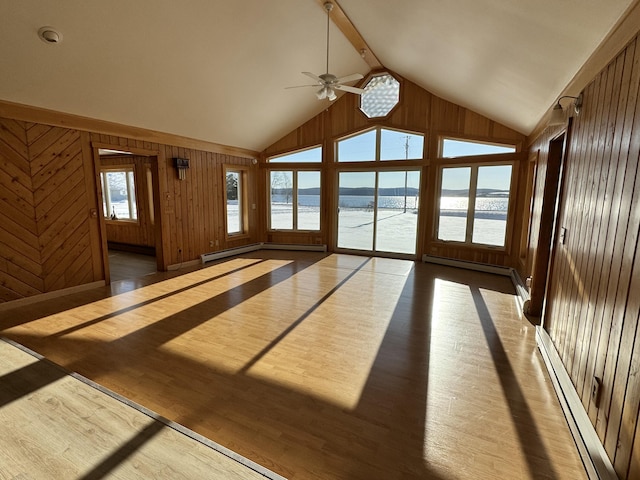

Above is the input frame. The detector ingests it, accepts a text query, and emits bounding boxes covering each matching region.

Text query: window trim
[224,165,249,238]
[100,165,139,223]
[434,160,516,249]
[268,169,321,232]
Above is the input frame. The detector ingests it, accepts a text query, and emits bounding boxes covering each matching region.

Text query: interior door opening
[97,148,161,283]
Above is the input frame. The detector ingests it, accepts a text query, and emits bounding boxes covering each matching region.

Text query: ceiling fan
[287,2,365,101]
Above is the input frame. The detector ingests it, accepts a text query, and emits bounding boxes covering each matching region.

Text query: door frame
[91,142,166,284]
[334,167,422,259]
[527,120,573,321]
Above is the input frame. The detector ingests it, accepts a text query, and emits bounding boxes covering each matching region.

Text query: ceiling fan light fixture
[285,1,363,101]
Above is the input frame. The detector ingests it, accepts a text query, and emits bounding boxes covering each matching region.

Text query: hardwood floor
[0,338,283,479]
[108,250,157,282]
[0,251,587,479]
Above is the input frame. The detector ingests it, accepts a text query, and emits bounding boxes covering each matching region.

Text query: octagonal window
[360,73,400,118]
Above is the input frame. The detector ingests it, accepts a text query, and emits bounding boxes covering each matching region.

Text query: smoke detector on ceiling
[38,26,62,44]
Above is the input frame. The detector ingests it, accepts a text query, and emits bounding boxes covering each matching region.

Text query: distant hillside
[279,187,508,197]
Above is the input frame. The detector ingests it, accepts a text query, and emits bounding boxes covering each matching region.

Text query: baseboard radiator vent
[262,243,327,252]
[536,327,617,480]
[201,243,327,264]
[422,254,512,276]
[510,269,530,311]
[421,255,532,311]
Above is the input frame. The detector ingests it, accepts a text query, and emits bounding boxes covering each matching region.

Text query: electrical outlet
[209,240,215,247]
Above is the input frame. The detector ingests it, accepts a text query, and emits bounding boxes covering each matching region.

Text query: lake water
[272,195,508,217]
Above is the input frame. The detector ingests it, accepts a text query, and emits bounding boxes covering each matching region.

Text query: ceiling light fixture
[548,93,583,126]
[38,26,62,44]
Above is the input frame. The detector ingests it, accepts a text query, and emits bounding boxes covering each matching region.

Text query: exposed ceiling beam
[316,0,383,70]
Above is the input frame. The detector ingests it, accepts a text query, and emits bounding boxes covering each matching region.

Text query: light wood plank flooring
[0,338,283,479]
[0,251,587,479]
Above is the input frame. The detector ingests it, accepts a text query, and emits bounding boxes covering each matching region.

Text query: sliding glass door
[337,170,420,255]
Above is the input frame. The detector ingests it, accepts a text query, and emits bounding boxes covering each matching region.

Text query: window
[268,146,322,163]
[269,170,321,231]
[437,164,513,247]
[337,130,377,162]
[225,168,247,235]
[441,138,515,158]
[360,72,400,118]
[381,129,423,160]
[100,167,137,221]
[336,127,424,162]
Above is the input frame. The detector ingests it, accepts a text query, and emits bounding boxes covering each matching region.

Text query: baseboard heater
[200,243,327,264]
[536,327,617,480]
[421,255,530,310]
[422,254,512,276]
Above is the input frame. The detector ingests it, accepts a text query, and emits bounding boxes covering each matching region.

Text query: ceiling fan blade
[302,72,324,83]
[336,73,364,84]
[284,85,318,89]
[333,85,365,95]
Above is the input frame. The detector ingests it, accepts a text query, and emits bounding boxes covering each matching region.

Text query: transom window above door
[336,127,424,162]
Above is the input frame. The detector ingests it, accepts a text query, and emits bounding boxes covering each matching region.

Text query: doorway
[336,169,421,256]
[95,146,163,283]
[527,131,567,318]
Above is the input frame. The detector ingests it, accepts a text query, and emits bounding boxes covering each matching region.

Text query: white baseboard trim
[201,243,327,264]
[0,280,106,312]
[536,326,617,480]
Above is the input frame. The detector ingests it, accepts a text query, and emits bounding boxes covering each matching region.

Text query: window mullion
[372,171,379,251]
[103,173,112,217]
[126,171,134,219]
[466,167,479,243]
[292,170,298,230]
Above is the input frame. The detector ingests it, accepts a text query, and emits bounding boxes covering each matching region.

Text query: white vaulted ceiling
[0,0,635,152]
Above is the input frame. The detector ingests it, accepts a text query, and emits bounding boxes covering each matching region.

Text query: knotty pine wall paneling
[0,119,104,303]
[526,33,640,479]
[91,134,258,268]
[263,74,526,265]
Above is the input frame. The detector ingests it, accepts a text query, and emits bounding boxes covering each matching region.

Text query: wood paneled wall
[526,34,640,479]
[0,116,257,303]
[0,120,103,302]
[90,134,258,268]
[101,155,155,249]
[262,74,527,265]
